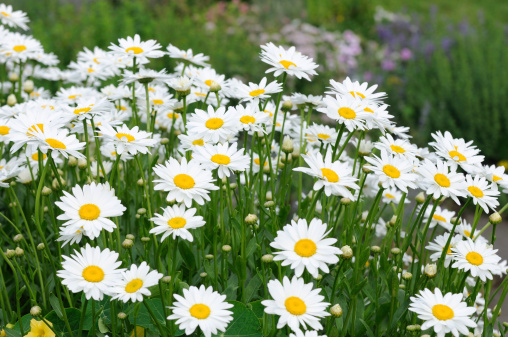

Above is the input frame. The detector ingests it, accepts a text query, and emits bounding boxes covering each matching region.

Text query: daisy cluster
[0,4,507,337]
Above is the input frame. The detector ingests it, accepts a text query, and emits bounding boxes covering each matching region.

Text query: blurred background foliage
[5,0,508,162]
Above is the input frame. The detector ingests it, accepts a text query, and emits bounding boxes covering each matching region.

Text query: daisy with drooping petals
[318,94,369,132]
[409,288,477,337]
[55,182,126,239]
[262,276,330,332]
[0,4,29,30]
[294,150,359,199]
[99,124,158,155]
[231,104,270,134]
[57,244,124,300]
[260,42,319,81]
[364,150,417,193]
[149,204,205,242]
[464,175,499,213]
[187,105,240,143]
[111,262,163,303]
[271,218,342,278]
[153,157,218,207]
[167,44,210,66]
[452,238,502,281]
[416,159,467,205]
[422,205,455,230]
[237,77,282,102]
[109,34,164,60]
[327,77,387,103]
[193,142,249,179]
[426,233,462,267]
[168,285,234,337]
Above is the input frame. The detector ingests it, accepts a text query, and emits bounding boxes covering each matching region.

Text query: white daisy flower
[111,262,163,303]
[262,276,330,332]
[167,44,210,66]
[304,123,339,147]
[381,188,409,205]
[167,75,193,93]
[452,238,502,281]
[193,142,250,179]
[178,134,207,152]
[430,131,484,174]
[55,182,126,239]
[109,34,164,60]
[364,150,417,193]
[481,164,508,191]
[149,204,205,242]
[0,4,29,30]
[153,157,218,207]
[168,285,234,337]
[318,94,369,132]
[231,103,270,134]
[121,68,171,85]
[187,105,240,143]
[260,42,318,81]
[290,93,323,107]
[409,288,476,337]
[363,103,393,132]
[375,133,418,160]
[426,233,462,267]
[271,218,342,278]
[416,159,467,205]
[422,205,455,230]
[464,175,499,214]
[57,244,124,300]
[455,221,488,243]
[31,127,86,159]
[327,77,387,103]
[294,150,359,199]
[237,77,282,102]
[57,226,84,247]
[99,124,158,155]
[1,32,43,62]
[0,157,23,188]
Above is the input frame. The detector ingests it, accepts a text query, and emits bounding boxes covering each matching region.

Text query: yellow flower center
[125,278,144,293]
[204,79,216,87]
[349,91,365,99]
[205,118,224,130]
[0,126,10,135]
[1,11,10,16]
[189,304,211,319]
[249,89,265,97]
[167,112,179,119]
[211,154,231,165]
[449,150,466,162]
[46,138,66,149]
[321,168,339,183]
[317,133,330,140]
[464,230,473,238]
[74,107,92,115]
[195,92,206,97]
[493,175,502,182]
[385,193,396,199]
[338,107,356,119]
[240,116,256,124]
[390,145,405,153]
[13,45,26,52]
[254,158,267,167]
[264,110,273,117]
[466,252,483,266]
[82,265,105,283]
[433,214,446,222]
[192,139,204,146]
[152,99,164,105]
[174,174,195,189]
[88,68,95,73]
[446,247,452,255]
[31,153,47,161]
[27,123,44,136]
[79,204,101,220]
[294,239,317,257]
[125,47,144,54]
[432,304,454,320]
[116,133,135,142]
[284,296,306,315]
[468,186,484,198]
[168,217,187,229]
[279,60,297,69]
[383,165,400,178]
[364,107,374,113]
[434,173,450,187]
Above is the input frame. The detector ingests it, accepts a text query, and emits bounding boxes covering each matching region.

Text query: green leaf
[46,308,82,336]
[12,314,32,335]
[359,319,375,337]
[128,299,166,333]
[4,329,21,337]
[248,300,264,320]
[245,274,262,302]
[49,294,64,319]
[217,301,261,337]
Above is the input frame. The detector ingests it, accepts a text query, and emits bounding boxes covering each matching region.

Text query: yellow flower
[130,326,145,337]
[1,329,6,337]
[24,319,55,337]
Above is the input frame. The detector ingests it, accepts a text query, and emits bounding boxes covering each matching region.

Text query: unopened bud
[209,82,221,93]
[126,234,135,240]
[229,182,237,189]
[161,137,169,145]
[362,165,372,173]
[292,146,300,159]
[391,247,401,255]
[13,234,23,243]
[415,192,426,204]
[264,201,275,208]
[340,197,351,205]
[245,214,258,225]
[8,72,18,82]
[161,276,171,283]
[222,245,231,252]
[205,254,214,260]
[424,263,437,278]
[7,94,17,106]
[399,284,405,289]
[490,212,502,225]
[23,80,34,94]
[140,236,150,243]
[6,249,15,259]
[200,272,207,278]
[262,254,273,263]
[118,312,127,320]
[122,239,134,249]
[361,211,368,222]
[406,324,421,331]
[330,304,343,317]
[388,215,397,227]
[137,179,144,186]
[281,136,294,154]
[265,191,273,201]
[42,186,52,196]
[314,274,322,281]
[15,247,24,257]
[281,100,293,111]
[137,208,146,215]
[37,243,45,250]
[341,245,353,259]
[371,245,381,253]
[68,156,78,167]
[402,272,412,280]
[135,214,141,219]
[52,178,66,190]
[30,306,42,317]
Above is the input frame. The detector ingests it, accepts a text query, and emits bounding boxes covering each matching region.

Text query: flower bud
[8,72,18,82]
[391,247,401,255]
[77,158,87,169]
[402,272,412,280]
[122,239,134,249]
[399,284,405,289]
[7,94,17,106]
[371,246,381,254]
[340,197,351,205]
[451,217,460,225]
[137,178,144,186]
[361,211,368,222]
[415,192,426,204]
[117,312,127,320]
[135,214,141,219]
[265,191,273,201]
[140,236,150,243]
[30,306,42,317]
[23,80,34,94]
[137,208,146,215]
[490,212,502,225]
[209,82,221,93]
[15,247,24,257]
[245,214,258,225]
[341,245,353,259]
[68,156,78,167]
[222,245,231,252]
[264,201,275,208]
[6,249,15,259]
[205,254,214,260]
[262,254,273,263]
[161,276,172,283]
[424,263,437,278]
[160,137,170,145]
[52,178,66,190]
[41,186,52,196]
[281,136,294,154]
[330,304,343,317]
[362,165,372,173]
[282,100,293,111]
[314,274,322,281]
[6,323,15,329]
[200,272,208,278]
[406,324,421,331]
[388,215,397,227]
[292,146,300,159]
[229,182,237,189]
[13,234,24,243]
[126,234,135,240]
[37,243,45,251]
